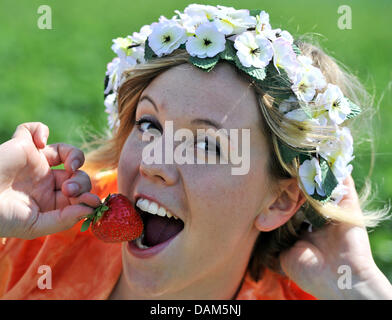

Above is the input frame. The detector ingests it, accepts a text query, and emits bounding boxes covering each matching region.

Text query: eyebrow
[139,94,222,130]
[139,95,158,112]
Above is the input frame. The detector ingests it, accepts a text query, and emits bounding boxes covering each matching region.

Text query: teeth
[157,207,166,217]
[135,232,150,249]
[136,198,178,220]
[147,202,158,215]
[138,199,150,211]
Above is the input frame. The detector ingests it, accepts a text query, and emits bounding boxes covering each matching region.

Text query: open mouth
[133,205,185,249]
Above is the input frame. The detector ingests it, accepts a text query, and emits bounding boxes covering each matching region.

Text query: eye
[135,117,162,135]
[196,137,220,155]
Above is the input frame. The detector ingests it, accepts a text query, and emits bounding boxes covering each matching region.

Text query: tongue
[144,215,184,247]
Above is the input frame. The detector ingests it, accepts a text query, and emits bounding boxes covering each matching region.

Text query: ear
[255,178,306,232]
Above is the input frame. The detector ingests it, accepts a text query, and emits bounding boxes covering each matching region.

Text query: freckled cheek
[118,135,142,193]
[187,185,251,243]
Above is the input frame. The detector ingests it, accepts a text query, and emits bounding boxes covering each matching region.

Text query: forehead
[139,62,263,130]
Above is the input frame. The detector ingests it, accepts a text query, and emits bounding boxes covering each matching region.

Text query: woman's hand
[279,176,392,299]
[0,122,101,239]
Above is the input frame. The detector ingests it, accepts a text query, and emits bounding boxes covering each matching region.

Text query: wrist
[340,263,392,300]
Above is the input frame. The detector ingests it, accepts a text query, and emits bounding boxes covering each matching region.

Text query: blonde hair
[83,39,389,281]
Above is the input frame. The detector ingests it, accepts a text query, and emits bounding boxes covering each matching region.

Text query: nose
[139,161,178,185]
[139,135,179,185]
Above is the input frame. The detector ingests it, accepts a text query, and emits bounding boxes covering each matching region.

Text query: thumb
[27,204,94,239]
[12,122,49,150]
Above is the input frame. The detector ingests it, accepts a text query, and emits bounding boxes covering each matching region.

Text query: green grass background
[1,0,392,282]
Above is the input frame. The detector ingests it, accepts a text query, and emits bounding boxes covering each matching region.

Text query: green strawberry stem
[80,194,111,232]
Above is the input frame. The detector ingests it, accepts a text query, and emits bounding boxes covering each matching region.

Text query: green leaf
[249,9,261,17]
[299,103,313,119]
[80,218,92,232]
[319,157,338,198]
[189,55,220,72]
[219,40,237,62]
[144,38,156,61]
[346,99,362,119]
[278,140,312,164]
[240,65,267,81]
[278,141,301,164]
[260,63,293,101]
[311,157,338,202]
[292,43,302,56]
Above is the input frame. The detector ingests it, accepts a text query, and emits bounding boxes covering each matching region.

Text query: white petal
[299,159,317,195]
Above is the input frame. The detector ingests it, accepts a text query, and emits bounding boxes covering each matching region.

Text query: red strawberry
[80,194,144,243]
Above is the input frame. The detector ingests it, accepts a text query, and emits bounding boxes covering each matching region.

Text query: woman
[0,4,391,299]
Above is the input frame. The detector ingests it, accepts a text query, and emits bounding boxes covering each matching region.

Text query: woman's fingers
[55,170,92,197]
[69,192,102,208]
[42,143,85,172]
[52,169,101,209]
[338,175,362,214]
[12,122,49,149]
[27,204,95,239]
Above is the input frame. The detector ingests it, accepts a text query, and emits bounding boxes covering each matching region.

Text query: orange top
[0,170,315,300]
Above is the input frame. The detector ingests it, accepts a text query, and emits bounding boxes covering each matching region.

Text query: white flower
[331,155,353,183]
[318,127,354,187]
[130,25,152,44]
[265,28,294,43]
[148,20,187,57]
[291,73,318,102]
[276,30,294,43]
[176,4,220,34]
[234,32,273,68]
[315,83,351,125]
[184,4,219,20]
[111,37,133,59]
[186,22,226,58]
[318,127,354,183]
[108,112,119,130]
[330,183,349,204]
[126,46,145,65]
[214,6,256,35]
[111,36,145,66]
[104,93,119,130]
[290,58,326,103]
[104,57,121,95]
[284,108,309,121]
[299,157,325,196]
[278,95,298,113]
[104,56,137,95]
[104,92,116,114]
[255,11,272,35]
[177,13,209,34]
[319,127,354,163]
[271,37,298,74]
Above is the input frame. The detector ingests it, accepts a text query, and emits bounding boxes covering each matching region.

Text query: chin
[120,242,182,298]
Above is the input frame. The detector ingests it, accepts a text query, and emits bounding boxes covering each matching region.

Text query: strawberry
[80,193,144,243]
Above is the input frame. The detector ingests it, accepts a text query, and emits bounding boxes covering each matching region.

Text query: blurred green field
[1,0,392,282]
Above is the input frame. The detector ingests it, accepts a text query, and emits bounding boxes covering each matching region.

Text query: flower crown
[103,4,361,225]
